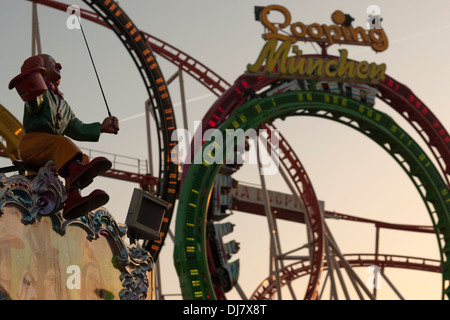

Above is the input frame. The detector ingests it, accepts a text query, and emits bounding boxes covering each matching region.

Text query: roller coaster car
[263,79,313,99]
[208,175,238,221]
[342,82,378,105]
[265,80,301,97]
[221,145,249,173]
[206,221,240,293]
[216,260,240,292]
[264,78,379,106]
[315,80,378,105]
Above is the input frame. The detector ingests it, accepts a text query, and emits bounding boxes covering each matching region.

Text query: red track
[251,253,441,300]
[263,122,324,299]
[379,76,450,186]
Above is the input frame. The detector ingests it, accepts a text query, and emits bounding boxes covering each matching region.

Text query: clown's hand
[101,116,119,134]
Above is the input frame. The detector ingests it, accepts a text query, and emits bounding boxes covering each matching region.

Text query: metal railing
[80,147,148,174]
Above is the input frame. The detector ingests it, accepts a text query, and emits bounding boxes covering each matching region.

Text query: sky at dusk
[1,0,449,299]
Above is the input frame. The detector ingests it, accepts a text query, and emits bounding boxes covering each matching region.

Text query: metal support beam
[324,236,338,300]
[258,131,303,299]
[234,282,248,300]
[325,222,376,300]
[165,70,179,86]
[380,270,405,300]
[178,67,189,131]
[145,99,154,177]
[257,134,282,300]
[32,2,42,56]
[374,226,380,298]
[329,248,350,300]
[319,271,329,300]
[154,259,164,300]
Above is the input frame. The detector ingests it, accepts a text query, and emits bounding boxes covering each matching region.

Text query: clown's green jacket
[23,90,101,142]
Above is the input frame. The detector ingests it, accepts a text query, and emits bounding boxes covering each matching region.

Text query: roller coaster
[1,0,449,300]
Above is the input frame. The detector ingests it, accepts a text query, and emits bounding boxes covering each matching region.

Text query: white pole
[257,133,282,300]
[32,2,42,55]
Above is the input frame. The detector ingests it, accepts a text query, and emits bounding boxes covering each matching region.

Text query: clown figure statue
[9,54,120,220]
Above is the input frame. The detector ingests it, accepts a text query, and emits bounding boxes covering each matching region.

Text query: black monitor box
[126,188,170,241]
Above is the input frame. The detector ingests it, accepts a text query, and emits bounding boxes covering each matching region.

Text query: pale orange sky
[1,0,449,299]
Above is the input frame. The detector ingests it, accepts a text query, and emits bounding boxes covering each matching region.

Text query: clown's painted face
[40,55,62,86]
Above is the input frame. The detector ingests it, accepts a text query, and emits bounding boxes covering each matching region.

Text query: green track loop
[174,90,450,300]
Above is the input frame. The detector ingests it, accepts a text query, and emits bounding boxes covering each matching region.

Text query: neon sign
[247,6,388,83]
[259,5,388,52]
[247,39,386,82]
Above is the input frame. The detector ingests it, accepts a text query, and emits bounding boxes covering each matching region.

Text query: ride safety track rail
[175,89,450,300]
[251,253,442,300]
